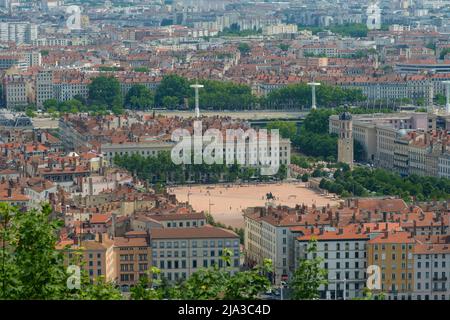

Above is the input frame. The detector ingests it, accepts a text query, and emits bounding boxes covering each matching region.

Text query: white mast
[190,82,204,118]
[307,82,321,110]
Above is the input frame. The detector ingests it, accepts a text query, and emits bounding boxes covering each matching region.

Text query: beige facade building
[58,237,109,282]
[104,232,151,291]
[3,74,32,109]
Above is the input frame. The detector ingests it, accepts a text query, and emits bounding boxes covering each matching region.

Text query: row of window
[155,258,240,270]
[154,239,239,249]
[166,220,205,228]
[153,248,239,258]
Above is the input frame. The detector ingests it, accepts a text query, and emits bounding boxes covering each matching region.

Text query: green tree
[0,204,19,299]
[353,287,386,300]
[155,74,190,107]
[290,239,328,300]
[2,204,68,299]
[25,107,36,118]
[88,76,123,109]
[439,48,450,60]
[177,250,271,300]
[0,203,122,300]
[278,44,290,51]
[267,121,297,139]
[162,96,180,109]
[238,43,251,55]
[125,84,154,110]
[43,99,59,111]
[434,93,446,106]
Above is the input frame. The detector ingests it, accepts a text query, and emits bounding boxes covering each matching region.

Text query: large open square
[170,182,340,228]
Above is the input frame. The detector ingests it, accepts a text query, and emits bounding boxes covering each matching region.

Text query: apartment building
[0,22,38,45]
[132,212,207,231]
[339,76,433,105]
[58,236,109,282]
[329,113,450,179]
[244,205,305,284]
[150,226,240,282]
[3,74,31,109]
[367,231,415,300]
[295,226,370,299]
[329,113,430,164]
[101,141,175,165]
[376,126,397,170]
[263,23,298,36]
[104,232,151,291]
[409,137,428,176]
[0,54,26,70]
[438,152,450,179]
[413,243,450,300]
[393,133,411,176]
[36,70,55,108]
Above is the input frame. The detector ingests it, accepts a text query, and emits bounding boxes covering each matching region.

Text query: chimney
[383,212,387,222]
[7,188,12,198]
[337,228,343,235]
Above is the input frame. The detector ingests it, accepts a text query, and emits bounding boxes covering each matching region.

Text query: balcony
[432,287,447,292]
[432,276,448,281]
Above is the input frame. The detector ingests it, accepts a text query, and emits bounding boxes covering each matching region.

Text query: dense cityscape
[0,0,450,306]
